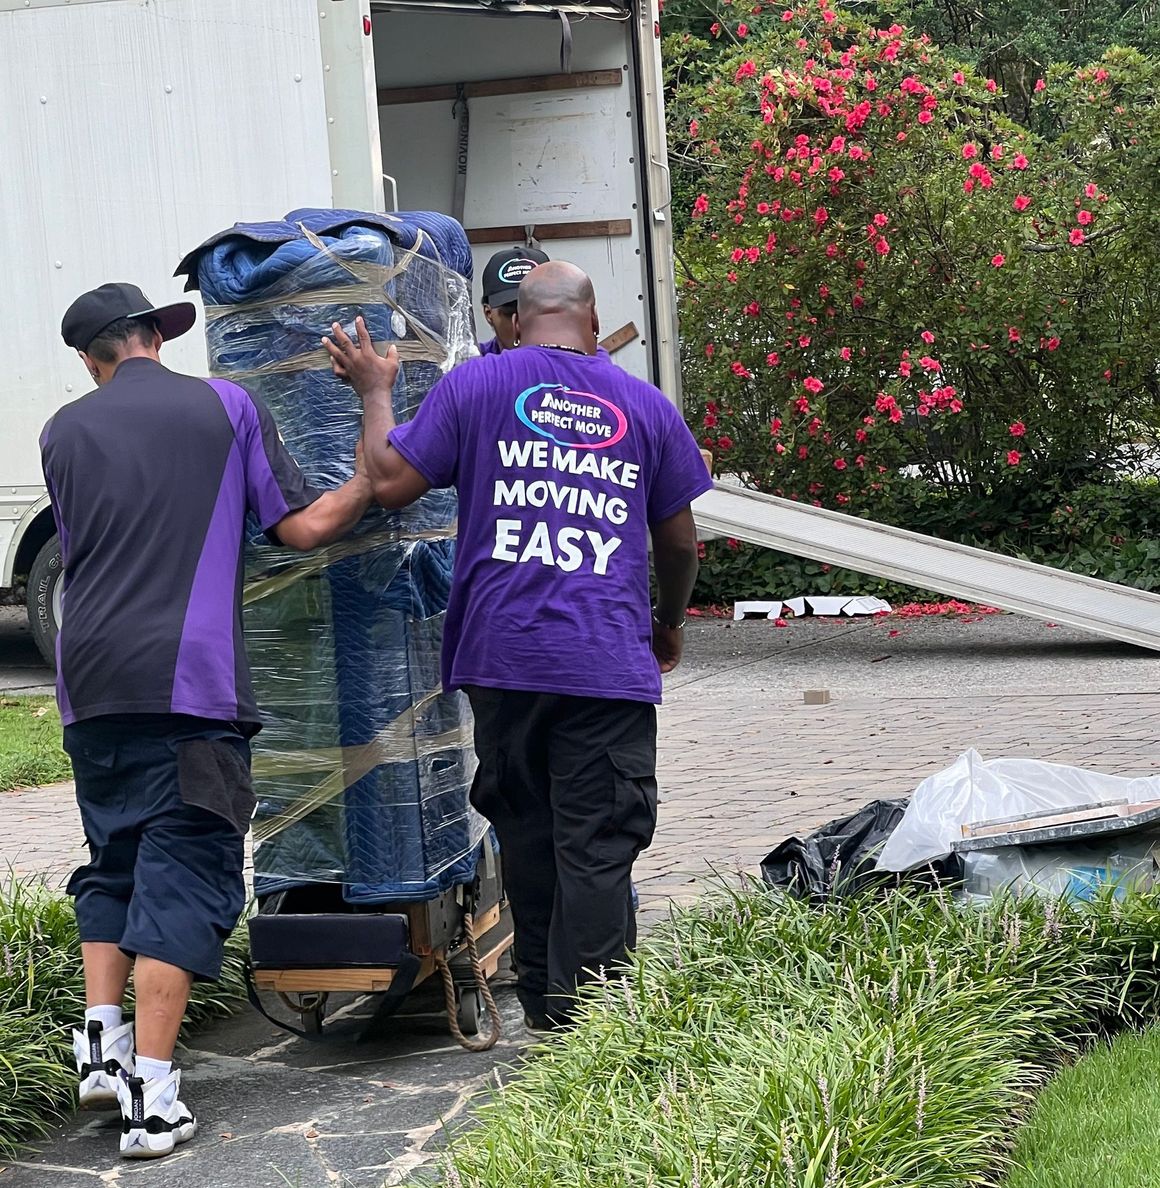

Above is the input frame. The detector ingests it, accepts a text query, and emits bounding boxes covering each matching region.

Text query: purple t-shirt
[40,358,317,728]
[390,346,712,703]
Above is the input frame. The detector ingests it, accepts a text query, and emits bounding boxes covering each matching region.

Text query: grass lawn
[0,696,69,793]
[1007,1028,1160,1187]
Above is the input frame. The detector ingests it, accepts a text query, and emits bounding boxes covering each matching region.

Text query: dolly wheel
[299,993,328,1035]
[456,986,483,1036]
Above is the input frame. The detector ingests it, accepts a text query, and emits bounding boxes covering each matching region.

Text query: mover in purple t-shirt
[43,283,375,1159]
[324,262,712,1029]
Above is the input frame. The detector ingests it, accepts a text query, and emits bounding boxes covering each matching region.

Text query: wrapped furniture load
[176,209,488,904]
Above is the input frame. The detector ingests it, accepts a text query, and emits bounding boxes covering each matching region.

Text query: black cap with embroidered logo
[481,247,550,308]
[61,282,197,353]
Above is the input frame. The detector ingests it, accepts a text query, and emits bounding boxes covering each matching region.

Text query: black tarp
[761,799,962,901]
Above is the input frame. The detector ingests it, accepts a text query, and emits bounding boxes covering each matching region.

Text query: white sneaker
[116,1071,198,1160]
[73,1019,135,1110]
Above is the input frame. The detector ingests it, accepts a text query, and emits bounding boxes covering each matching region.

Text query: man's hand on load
[323,316,399,401]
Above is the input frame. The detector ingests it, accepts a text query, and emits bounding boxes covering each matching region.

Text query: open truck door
[361,0,678,397]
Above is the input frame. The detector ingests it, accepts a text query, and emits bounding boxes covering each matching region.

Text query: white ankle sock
[84,1005,123,1032]
[134,1056,173,1083]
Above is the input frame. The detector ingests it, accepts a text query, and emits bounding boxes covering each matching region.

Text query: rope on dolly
[436,910,503,1052]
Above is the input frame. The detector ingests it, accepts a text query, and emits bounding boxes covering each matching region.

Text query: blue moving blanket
[178,210,487,903]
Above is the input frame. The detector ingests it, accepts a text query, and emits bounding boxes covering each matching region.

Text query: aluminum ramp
[693,482,1160,652]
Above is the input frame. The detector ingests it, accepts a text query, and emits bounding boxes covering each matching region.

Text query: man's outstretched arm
[322,317,431,510]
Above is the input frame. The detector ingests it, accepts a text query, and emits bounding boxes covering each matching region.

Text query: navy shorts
[64,715,254,983]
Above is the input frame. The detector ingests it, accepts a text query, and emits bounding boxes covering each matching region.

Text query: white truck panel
[0,0,338,581]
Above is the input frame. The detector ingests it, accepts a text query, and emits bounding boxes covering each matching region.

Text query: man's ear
[151,328,164,352]
[511,311,522,344]
[78,350,100,383]
[591,306,600,338]
[482,304,496,330]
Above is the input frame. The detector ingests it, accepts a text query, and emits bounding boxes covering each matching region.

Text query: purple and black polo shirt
[40,357,318,732]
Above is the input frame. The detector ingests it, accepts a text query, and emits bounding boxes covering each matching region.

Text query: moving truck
[0,0,677,664]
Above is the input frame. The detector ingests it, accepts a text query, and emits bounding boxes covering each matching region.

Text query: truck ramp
[693,483,1160,652]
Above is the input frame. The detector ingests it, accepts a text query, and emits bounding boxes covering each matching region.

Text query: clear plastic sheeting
[877,748,1160,873]
[187,211,488,903]
[962,841,1157,905]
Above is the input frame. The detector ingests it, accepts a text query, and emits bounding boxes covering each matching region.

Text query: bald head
[514,261,600,354]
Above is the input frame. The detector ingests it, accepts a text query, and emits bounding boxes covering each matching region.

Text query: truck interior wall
[373,8,655,383]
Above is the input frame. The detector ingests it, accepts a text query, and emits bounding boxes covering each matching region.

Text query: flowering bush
[671,7,1160,516]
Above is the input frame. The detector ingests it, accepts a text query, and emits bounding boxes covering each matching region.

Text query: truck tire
[28,535,63,669]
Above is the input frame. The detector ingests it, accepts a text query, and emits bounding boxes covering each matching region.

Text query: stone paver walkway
[7,688,1160,912]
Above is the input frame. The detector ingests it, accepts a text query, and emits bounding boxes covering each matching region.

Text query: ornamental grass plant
[442,884,1160,1187]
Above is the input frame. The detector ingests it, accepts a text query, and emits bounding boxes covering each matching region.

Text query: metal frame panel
[695,484,1160,651]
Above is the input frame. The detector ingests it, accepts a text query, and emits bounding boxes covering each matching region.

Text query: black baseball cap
[61,282,197,353]
[481,247,550,307]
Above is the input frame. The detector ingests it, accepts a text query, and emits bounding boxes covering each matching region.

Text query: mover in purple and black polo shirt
[325,262,711,1030]
[42,283,375,1159]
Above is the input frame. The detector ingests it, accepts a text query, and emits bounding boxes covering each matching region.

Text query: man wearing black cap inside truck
[42,282,375,1160]
[478,246,550,355]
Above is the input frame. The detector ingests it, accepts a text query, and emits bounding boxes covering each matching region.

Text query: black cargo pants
[465,687,658,1023]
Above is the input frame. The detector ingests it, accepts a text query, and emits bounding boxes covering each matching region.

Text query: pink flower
[834,457,848,471]
[898,361,913,378]
[774,618,789,628]
[840,346,852,361]
[803,376,825,394]
[1014,195,1031,212]
[1007,450,1022,466]
[1009,421,1026,437]
[920,330,935,344]
[1034,79,1046,92]
[814,206,830,227]
[873,213,889,228]
[918,355,941,372]
[1008,327,1021,343]
[991,254,1006,267]
[766,351,780,366]
[799,334,812,348]
[918,111,933,124]
[735,60,757,82]
[1045,337,1061,351]
[1069,228,1086,246]
[952,71,965,85]
[875,237,890,255]
[731,361,753,378]
[718,436,734,450]
[1077,209,1093,225]
[797,445,809,459]
[855,428,868,443]
[737,22,749,35]
[689,119,700,137]
[1085,183,1098,199]
[794,396,811,414]
[986,78,997,93]
[710,21,721,35]
[693,194,709,216]
[757,202,771,215]
[781,7,793,18]
[703,412,717,428]
[1012,153,1029,170]
[775,442,786,454]
[962,143,978,160]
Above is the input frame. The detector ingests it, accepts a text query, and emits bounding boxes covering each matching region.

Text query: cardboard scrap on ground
[733,595,892,621]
